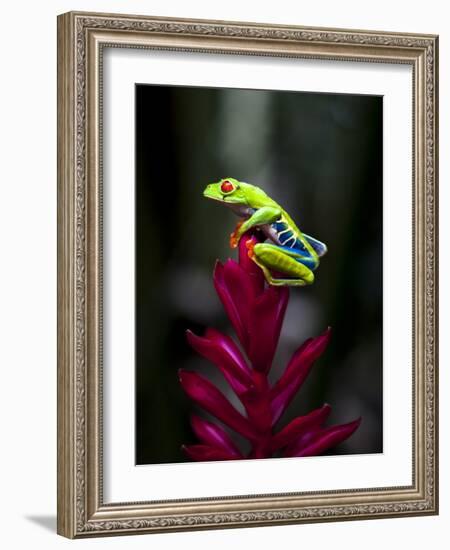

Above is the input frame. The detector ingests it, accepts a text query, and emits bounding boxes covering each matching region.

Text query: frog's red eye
[221,180,235,194]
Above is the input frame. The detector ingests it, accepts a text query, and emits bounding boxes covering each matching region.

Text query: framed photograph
[57,11,439,538]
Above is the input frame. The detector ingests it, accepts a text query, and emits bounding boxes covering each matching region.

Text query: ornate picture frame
[57,11,438,538]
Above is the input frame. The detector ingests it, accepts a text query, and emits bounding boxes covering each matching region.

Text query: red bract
[180,231,361,461]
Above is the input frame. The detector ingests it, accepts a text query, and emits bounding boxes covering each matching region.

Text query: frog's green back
[239,181,303,235]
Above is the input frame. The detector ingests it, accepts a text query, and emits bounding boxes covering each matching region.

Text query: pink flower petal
[285,418,362,457]
[238,232,265,295]
[247,286,289,373]
[182,444,240,461]
[271,328,332,424]
[275,328,332,393]
[178,370,256,440]
[190,415,241,457]
[204,328,251,375]
[213,261,248,348]
[186,329,252,396]
[240,371,272,433]
[270,404,332,451]
[223,260,256,321]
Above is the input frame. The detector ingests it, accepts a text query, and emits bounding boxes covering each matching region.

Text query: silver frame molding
[57,11,439,538]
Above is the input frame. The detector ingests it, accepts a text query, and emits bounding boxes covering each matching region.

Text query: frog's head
[203,178,270,216]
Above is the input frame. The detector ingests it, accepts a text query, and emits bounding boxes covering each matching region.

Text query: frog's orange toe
[229,220,245,249]
[245,239,256,260]
[229,233,239,249]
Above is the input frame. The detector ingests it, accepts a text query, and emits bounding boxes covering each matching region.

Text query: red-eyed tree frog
[203,177,327,286]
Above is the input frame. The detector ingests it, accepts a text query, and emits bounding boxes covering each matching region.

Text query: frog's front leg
[230,206,281,248]
[247,242,316,286]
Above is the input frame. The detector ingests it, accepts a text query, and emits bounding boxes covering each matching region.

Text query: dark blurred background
[135,84,383,465]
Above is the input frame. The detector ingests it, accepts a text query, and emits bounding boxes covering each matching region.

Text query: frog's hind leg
[248,242,315,286]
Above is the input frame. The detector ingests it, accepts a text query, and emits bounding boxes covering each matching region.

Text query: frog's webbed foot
[229,220,244,249]
[263,273,309,286]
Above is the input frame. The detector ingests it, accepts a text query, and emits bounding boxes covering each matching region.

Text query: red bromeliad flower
[180,232,360,461]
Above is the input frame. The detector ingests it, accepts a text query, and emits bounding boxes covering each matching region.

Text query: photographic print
[58,12,437,537]
[135,85,383,465]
